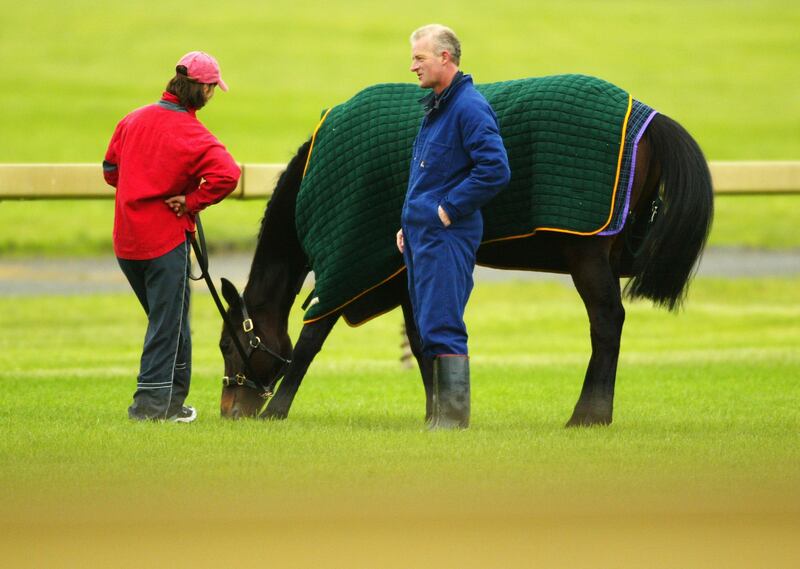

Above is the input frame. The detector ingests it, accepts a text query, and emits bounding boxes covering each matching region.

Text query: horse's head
[218,278,292,419]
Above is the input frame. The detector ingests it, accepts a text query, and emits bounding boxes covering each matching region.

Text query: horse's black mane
[250,139,312,275]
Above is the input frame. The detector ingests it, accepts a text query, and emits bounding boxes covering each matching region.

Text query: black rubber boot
[429,355,470,430]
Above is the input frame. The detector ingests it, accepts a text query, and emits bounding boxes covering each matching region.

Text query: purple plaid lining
[599,102,658,236]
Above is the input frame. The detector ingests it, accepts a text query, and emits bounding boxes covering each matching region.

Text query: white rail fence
[0,162,799,200]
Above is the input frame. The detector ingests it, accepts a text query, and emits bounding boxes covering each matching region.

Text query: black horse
[217,112,713,426]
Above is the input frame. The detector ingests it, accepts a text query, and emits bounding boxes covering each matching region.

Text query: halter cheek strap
[225,298,292,398]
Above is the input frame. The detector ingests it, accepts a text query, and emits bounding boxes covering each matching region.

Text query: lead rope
[187,216,255,377]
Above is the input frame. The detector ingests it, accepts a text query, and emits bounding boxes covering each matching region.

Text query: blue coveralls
[401,73,510,358]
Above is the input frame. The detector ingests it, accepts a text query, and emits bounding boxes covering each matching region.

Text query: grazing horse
[217,85,713,427]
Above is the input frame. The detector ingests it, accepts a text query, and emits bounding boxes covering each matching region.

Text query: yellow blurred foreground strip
[2,487,798,569]
[4,513,798,569]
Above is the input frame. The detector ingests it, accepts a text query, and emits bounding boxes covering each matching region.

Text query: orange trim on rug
[342,303,402,328]
[475,260,571,275]
[303,266,407,325]
[482,94,633,245]
[302,107,333,178]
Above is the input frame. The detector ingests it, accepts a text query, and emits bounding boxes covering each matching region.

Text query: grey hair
[410,24,461,66]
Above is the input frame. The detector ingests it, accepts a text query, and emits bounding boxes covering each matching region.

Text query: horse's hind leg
[563,238,624,427]
[401,292,434,422]
[261,313,339,420]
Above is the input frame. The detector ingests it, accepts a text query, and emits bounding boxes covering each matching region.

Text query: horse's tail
[624,113,714,311]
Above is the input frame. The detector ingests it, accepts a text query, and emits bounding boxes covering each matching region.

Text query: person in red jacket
[103,51,240,422]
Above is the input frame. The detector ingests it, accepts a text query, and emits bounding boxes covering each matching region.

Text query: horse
[216,87,713,427]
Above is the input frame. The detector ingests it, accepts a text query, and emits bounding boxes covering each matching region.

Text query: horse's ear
[220,278,242,310]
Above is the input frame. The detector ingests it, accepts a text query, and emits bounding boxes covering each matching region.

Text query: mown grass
[1,279,798,566]
[2,0,798,162]
[1,279,797,497]
[1,2,799,564]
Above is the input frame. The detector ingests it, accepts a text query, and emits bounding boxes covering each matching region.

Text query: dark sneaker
[167,406,197,423]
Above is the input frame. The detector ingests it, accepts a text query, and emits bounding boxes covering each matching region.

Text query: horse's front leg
[564,239,624,427]
[400,292,434,423]
[261,313,340,420]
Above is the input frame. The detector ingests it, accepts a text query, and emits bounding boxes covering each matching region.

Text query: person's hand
[396,229,404,253]
[438,205,451,227]
[165,195,188,217]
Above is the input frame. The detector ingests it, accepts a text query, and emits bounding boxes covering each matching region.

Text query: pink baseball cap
[176,51,228,91]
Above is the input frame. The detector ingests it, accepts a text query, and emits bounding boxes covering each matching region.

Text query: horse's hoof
[565,410,612,428]
[566,400,613,427]
[260,409,288,420]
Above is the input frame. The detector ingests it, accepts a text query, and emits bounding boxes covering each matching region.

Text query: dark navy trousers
[402,212,481,358]
[118,240,191,420]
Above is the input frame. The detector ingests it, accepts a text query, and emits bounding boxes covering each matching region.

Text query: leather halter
[188,217,292,400]
[220,297,291,399]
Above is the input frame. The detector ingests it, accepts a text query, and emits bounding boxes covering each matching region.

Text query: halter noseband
[221,297,292,399]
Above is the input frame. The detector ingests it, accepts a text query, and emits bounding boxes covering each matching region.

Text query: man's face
[410,36,445,91]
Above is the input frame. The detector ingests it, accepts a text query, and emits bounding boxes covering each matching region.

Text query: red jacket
[103,92,241,260]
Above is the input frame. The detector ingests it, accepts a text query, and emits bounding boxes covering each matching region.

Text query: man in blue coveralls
[396,24,510,429]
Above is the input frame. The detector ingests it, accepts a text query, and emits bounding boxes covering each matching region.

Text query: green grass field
[1,279,798,566]
[1,2,798,566]
[2,0,799,162]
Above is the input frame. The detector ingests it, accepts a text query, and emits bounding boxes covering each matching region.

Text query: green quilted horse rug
[297,74,657,325]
